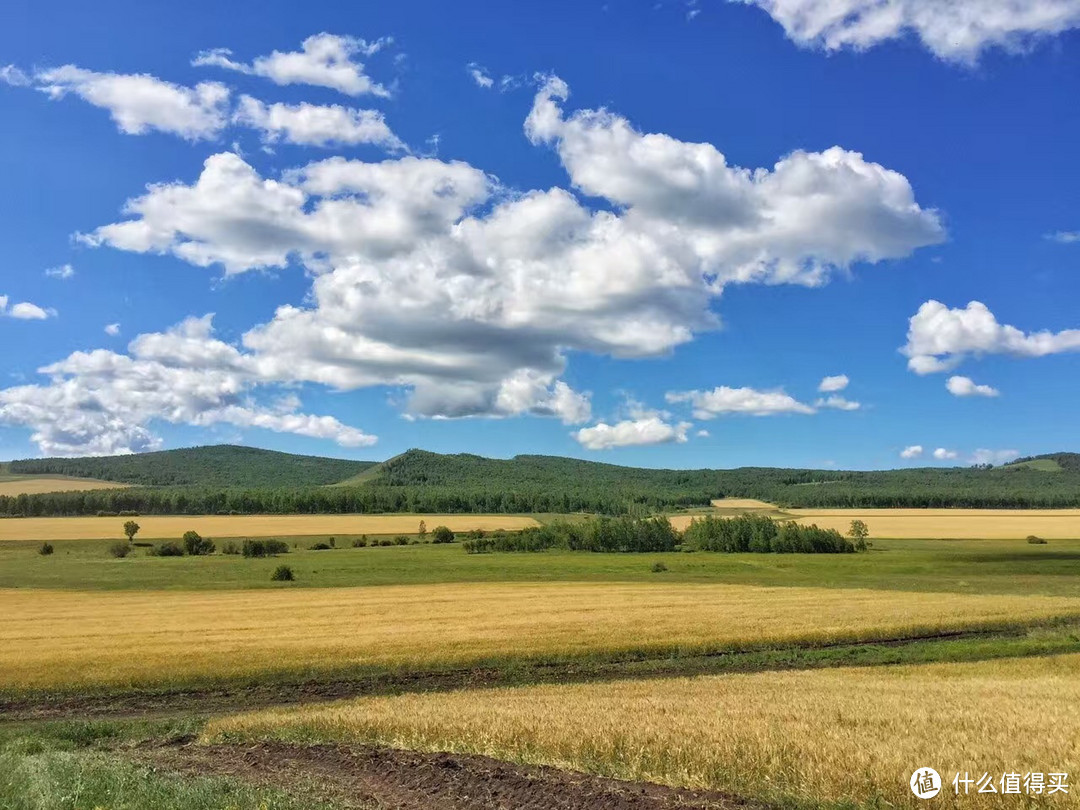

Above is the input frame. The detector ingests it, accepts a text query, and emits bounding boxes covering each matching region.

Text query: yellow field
[672,507,1080,539]
[207,654,1080,809]
[708,498,777,510]
[3,582,1080,691]
[0,513,538,541]
[0,476,129,497]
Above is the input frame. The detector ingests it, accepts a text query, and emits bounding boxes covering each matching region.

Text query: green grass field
[7,534,1080,595]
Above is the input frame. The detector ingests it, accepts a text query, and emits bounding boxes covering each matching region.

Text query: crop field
[206,653,1080,809]
[5,581,1080,693]
[0,512,539,541]
[0,475,129,496]
[671,506,1080,539]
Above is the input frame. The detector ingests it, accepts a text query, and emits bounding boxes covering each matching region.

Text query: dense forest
[10,445,376,488]
[1,446,1078,517]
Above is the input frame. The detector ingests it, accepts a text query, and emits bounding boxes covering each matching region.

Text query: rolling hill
[9,445,378,489]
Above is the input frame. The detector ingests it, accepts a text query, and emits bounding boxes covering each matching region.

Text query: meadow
[0,512,538,541]
[0,475,129,497]
[6,581,1080,694]
[206,653,1080,809]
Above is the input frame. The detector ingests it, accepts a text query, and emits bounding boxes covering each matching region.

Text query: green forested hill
[2,447,1078,516]
[9,445,377,488]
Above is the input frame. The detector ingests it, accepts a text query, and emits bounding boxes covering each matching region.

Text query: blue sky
[1,0,1078,469]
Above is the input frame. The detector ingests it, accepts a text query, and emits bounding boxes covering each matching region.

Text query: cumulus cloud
[0,64,31,86]
[466,62,494,88]
[233,96,404,150]
[815,394,861,410]
[33,65,229,139]
[574,415,691,450]
[970,448,1019,466]
[193,33,390,97]
[44,263,75,280]
[667,386,816,418]
[933,447,958,460]
[817,373,849,392]
[946,375,1000,398]
[34,76,938,445]
[0,316,376,456]
[903,300,1080,374]
[105,323,121,336]
[0,295,53,320]
[734,0,1080,62]
[900,444,923,459]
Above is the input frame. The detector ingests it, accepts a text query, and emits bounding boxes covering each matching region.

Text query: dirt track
[138,739,748,810]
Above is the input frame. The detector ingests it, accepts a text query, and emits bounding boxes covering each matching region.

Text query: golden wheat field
[207,653,1080,809]
[0,513,539,541]
[3,582,1080,692]
[0,476,129,497]
[671,507,1080,539]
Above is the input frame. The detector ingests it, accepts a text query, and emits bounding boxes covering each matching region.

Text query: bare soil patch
[137,739,749,810]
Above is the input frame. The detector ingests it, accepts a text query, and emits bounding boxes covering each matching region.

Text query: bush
[221,541,240,555]
[309,541,332,550]
[150,541,184,557]
[118,510,140,517]
[242,539,290,558]
[432,526,456,544]
[393,535,410,546]
[327,537,336,548]
[1027,535,1049,544]
[182,530,215,556]
[377,538,394,547]
[682,514,854,554]
[270,565,295,582]
[351,537,368,548]
[108,542,131,558]
[651,560,669,573]
[38,542,54,556]
[96,511,119,518]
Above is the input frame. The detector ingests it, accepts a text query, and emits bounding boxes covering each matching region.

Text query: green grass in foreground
[4,536,1080,596]
[0,718,337,810]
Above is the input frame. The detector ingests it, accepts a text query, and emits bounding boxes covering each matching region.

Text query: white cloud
[933,447,959,460]
[105,323,121,336]
[970,448,1019,466]
[193,33,390,97]
[0,65,31,86]
[44,263,75,280]
[54,76,938,436]
[0,316,376,456]
[0,296,53,320]
[233,96,405,150]
[696,429,710,437]
[574,415,691,450]
[33,65,229,140]
[734,0,1080,62]
[946,375,1000,398]
[467,62,494,89]
[1046,230,1080,243]
[903,300,1080,374]
[815,394,861,410]
[667,386,816,418]
[900,444,923,459]
[818,373,849,392]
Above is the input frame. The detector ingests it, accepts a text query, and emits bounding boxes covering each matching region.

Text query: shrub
[432,526,456,544]
[327,537,336,548]
[377,538,394,547]
[221,541,240,555]
[351,537,368,548]
[651,560,669,573]
[182,530,215,556]
[118,510,140,517]
[38,542,54,556]
[96,511,119,518]
[150,541,184,557]
[270,565,295,582]
[242,539,290,558]
[1027,536,1049,544]
[393,535,410,546]
[309,541,332,550]
[108,542,131,558]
